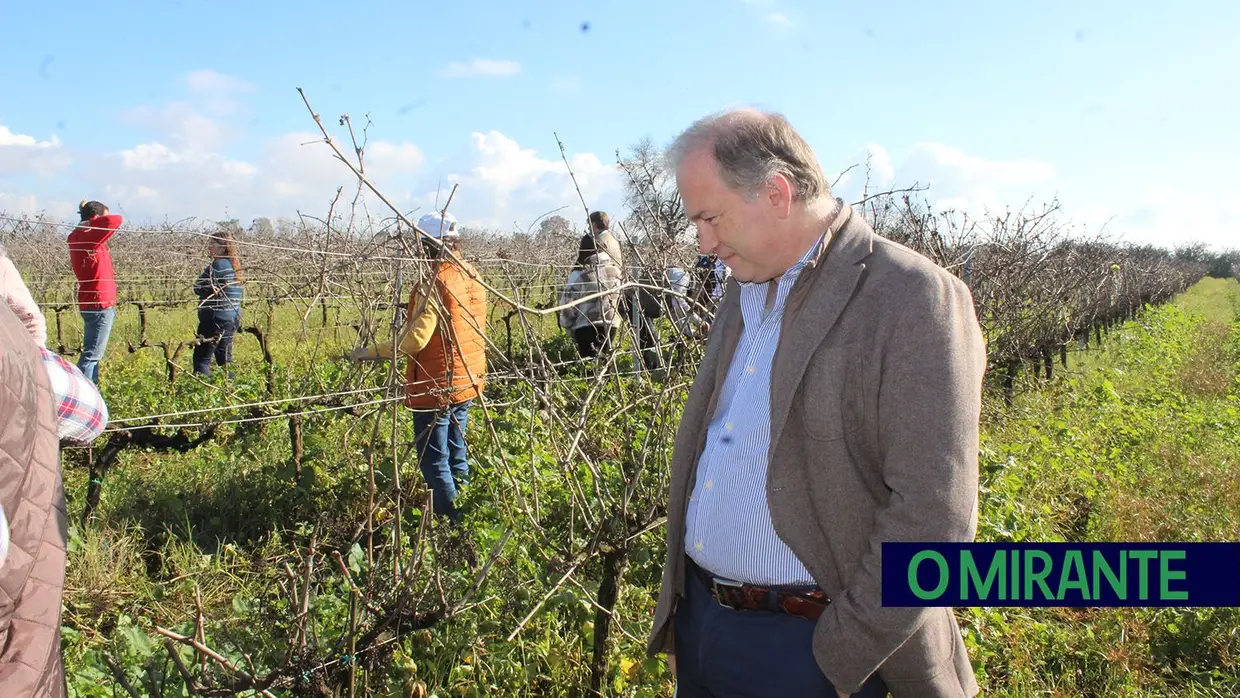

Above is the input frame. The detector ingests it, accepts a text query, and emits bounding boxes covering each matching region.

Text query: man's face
[676,148,791,283]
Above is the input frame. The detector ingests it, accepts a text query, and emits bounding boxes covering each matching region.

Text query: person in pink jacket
[0,241,47,347]
[0,302,67,697]
[0,242,108,443]
[0,243,108,581]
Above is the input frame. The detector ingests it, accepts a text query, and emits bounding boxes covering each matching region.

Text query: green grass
[1174,277,1240,326]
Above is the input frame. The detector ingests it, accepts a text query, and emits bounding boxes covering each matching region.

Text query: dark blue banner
[881,543,1240,607]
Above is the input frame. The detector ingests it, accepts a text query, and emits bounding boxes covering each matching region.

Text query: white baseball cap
[417,212,458,239]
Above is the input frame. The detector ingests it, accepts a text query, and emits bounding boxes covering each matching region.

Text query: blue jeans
[78,307,116,384]
[193,310,239,377]
[412,400,472,524]
[674,558,890,697]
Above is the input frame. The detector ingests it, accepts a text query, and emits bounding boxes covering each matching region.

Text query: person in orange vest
[347,212,488,524]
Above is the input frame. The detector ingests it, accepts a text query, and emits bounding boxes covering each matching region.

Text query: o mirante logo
[881,543,1240,607]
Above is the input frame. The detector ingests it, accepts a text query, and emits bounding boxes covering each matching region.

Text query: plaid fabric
[39,346,109,444]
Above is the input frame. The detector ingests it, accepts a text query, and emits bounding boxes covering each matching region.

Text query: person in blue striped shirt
[192,229,245,377]
[646,110,986,698]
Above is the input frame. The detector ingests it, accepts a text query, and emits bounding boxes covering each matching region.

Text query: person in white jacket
[664,267,701,338]
[558,236,624,360]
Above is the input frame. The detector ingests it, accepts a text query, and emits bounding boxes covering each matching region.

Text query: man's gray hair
[666,109,831,203]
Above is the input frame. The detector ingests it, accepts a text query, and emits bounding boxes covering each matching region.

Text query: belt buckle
[711,576,744,610]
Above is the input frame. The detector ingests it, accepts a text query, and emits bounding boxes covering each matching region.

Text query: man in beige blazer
[646,109,986,697]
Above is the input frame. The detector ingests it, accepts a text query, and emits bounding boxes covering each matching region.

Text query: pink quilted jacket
[0,302,67,697]
[0,254,47,347]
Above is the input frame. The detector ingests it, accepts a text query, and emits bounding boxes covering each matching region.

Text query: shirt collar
[737,233,825,320]
[789,234,824,275]
[738,233,825,291]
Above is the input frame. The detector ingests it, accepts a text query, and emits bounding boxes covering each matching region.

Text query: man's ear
[766,174,794,219]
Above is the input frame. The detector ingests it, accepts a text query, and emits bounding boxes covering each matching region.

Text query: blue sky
[1,0,1236,248]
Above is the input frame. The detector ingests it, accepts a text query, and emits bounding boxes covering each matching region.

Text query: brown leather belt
[689,557,830,622]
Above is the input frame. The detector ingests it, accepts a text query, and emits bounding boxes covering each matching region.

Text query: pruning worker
[347,212,488,525]
[67,200,124,385]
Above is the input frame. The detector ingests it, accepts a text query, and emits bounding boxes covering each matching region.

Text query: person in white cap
[347,211,488,528]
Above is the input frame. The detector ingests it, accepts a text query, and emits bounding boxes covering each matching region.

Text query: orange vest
[404,259,488,410]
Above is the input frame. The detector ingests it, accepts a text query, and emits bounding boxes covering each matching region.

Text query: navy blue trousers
[193,310,239,377]
[674,560,889,697]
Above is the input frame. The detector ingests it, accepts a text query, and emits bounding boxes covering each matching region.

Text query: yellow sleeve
[398,288,440,356]
[357,286,440,360]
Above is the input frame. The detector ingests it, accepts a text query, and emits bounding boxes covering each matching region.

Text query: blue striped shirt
[683,239,822,586]
[194,258,243,314]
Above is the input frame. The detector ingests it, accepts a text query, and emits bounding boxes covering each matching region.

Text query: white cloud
[100,140,259,218]
[0,78,619,230]
[828,142,1236,250]
[15,85,617,232]
[254,131,424,203]
[82,126,428,222]
[91,126,618,233]
[906,142,1056,189]
[0,125,60,149]
[2,81,615,231]
[831,144,895,194]
[409,131,624,232]
[438,59,522,78]
[119,71,256,153]
[0,123,71,176]
[186,70,255,115]
[741,0,793,27]
[1073,187,1239,250]
[832,141,1056,219]
[0,193,76,219]
[362,140,427,177]
[118,142,185,171]
[904,142,1055,216]
[120,103,234,153]
[185,69,255,95]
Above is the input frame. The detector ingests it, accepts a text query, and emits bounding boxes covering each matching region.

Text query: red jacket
[67,214,123,310]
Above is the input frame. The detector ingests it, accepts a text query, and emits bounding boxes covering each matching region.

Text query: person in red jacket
[67,200,123,385]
